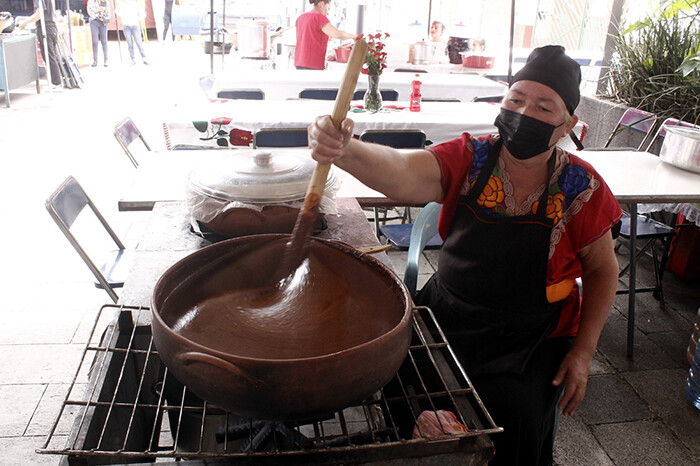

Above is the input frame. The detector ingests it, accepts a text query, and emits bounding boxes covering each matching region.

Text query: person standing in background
[87,0,110,66]
[18,0,62,88]
[162,0,174,42]
[429,20,448,63]
[294,0,354,70]
[115,0,149,65]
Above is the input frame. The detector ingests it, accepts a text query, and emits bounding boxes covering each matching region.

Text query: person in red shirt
[294,0,354,70]
[306,46,622,465]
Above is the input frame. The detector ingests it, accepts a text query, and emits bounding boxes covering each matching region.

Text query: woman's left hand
[551,347,592,415]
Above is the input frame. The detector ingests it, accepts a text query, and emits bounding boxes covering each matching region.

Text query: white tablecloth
[164,100,502,148]
[204,69,507,102]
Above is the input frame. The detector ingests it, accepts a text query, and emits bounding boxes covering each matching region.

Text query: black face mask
[494,108,565,160]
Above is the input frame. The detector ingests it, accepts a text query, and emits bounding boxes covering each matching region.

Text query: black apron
[417,141,561,376]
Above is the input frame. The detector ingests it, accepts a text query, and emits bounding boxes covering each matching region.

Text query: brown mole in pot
[163,237,404,360]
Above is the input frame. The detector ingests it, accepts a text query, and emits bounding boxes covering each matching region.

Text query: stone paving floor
[0,37,698,465]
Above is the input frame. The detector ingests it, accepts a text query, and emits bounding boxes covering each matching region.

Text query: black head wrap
[511,45,581,115]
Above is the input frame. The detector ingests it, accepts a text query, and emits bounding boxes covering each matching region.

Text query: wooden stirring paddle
[283,39,369,272]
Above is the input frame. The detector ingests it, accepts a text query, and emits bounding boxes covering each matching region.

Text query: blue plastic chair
[402,202,443,298]
[217,89,265,100]
[299,88,338,100]
[359,129,427,149]
[353,89,399,101]
[253,128,308,148]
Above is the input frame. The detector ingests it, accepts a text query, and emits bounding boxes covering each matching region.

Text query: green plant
[603,0,700,124]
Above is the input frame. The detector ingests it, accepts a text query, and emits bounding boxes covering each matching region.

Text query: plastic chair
[253,128,309,148]
[588,108,659,151]
[352,89,399,101]
[616,214,677,308]
[359,129,427,149]
[114,117,151,168]
[402,202,443,298]
[217,89,265,100]
[45,176,130,303]
[299,88,338,100]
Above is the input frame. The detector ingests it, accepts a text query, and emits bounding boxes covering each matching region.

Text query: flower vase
[364,74,383,113]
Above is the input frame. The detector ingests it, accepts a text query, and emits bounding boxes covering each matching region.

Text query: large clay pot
[151,234,412,420]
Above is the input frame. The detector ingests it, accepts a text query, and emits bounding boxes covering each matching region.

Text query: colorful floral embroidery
[469,147,593,224]
[533,191,565,223]
[476,175,505,209]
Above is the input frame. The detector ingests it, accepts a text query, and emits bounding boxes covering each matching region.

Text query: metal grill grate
[38,304,501,464]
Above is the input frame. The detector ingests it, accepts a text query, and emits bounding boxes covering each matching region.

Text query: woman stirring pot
[294,0,354,70]
[307,45,622,465]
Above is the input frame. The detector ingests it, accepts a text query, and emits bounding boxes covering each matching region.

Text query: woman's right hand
[307,115,355,164]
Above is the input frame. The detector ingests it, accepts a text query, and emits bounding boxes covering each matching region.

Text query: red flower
[354,33,364,41]
[211,117,232,125]
[229,128,253,146]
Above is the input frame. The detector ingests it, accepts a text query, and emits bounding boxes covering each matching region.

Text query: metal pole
[38,0,51,87]
[427,0,432,38]
[597,0,624,95]
[112,0,122,61]
[65,0,72,51]
[210,0,214,74]
[507,0,516,83]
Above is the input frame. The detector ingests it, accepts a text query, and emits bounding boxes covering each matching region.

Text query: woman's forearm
[334,139,443,203]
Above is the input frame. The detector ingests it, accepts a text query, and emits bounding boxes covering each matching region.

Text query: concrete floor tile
[624,369,700,457]
[598,311,679,372]
[0,309,88,345]
[0,384,46,436]
[577,374,652,425]
[0,435,62,466]
[0,344,83,384]
[592,419,696,465]
[26,383,73,437]
[553,414,614,466]
[648,330,697,368]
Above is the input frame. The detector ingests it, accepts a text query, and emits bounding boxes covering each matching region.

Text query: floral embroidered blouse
[429,133,623,337]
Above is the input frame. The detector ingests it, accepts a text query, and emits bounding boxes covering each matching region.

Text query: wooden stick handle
[305,39,368,206]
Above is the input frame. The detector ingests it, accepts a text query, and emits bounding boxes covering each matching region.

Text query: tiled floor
[1,38,699,465]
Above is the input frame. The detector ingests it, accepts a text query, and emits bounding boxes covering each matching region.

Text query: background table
[118,149,385,212]
[204,69,507,102]
[164,100,502,149]
[577,150,700,356]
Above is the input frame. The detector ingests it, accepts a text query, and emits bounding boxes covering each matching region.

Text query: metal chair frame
[616,214,677,309]
[602,108,659,150]
[45,176,128,303]
[113,117,151,168]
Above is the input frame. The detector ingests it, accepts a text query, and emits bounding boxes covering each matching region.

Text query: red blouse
[294,12,330,70]
[429,133,623,337]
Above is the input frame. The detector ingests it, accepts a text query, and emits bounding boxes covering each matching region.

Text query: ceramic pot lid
[188,150,338,203]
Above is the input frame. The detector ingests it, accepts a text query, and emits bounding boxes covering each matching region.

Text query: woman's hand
[552,347,593,416]
[307,115,355,164]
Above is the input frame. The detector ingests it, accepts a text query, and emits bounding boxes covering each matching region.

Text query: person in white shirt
[115,0,149,65]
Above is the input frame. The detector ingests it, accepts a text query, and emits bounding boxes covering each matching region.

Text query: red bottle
[410,74,422,112]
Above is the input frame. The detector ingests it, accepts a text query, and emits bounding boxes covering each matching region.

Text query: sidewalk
[0,37,698,465]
